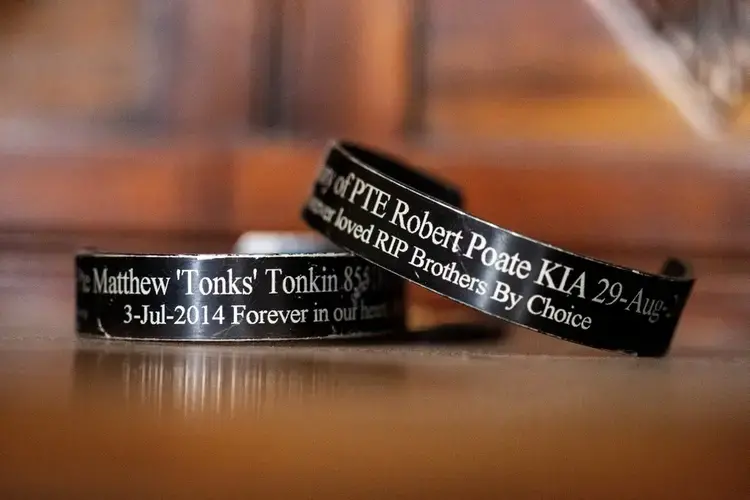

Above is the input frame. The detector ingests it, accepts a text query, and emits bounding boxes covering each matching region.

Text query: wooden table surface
[0,247,748,499]
[0,330,747,499]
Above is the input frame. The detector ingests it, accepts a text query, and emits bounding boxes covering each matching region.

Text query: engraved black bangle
[301,141,696,357]
[76,250,405,342]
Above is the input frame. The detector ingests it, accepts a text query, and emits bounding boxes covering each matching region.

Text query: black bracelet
[76,246,406,342]
[301,141,696,356]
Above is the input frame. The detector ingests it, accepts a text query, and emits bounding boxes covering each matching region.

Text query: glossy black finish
[302,141,695,356]
[76,252,405,341]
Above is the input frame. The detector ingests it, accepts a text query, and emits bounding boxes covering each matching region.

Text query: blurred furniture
[0,0,747,346]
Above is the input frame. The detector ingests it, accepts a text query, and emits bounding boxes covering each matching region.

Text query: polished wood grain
[0,233,748,500]
[0,320,747,498]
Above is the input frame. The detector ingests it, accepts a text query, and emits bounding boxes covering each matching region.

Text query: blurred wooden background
[0,0,747,346]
